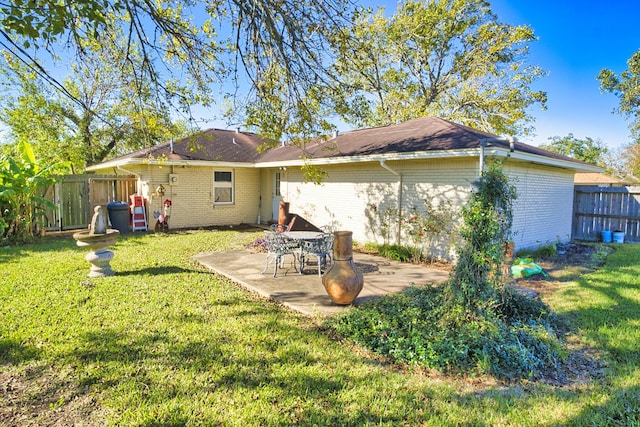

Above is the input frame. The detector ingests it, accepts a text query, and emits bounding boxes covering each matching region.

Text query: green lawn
[1,229,639,426]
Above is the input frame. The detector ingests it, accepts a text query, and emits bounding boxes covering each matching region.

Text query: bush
[517,244,556,259]
[327,285,566,380]
[377,244,413,262]
[328,163,567,380]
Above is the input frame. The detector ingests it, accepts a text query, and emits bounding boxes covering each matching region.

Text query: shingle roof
[574,173,628,185]
[92,116,596,169]
[256,117,587,165]
[111,128,265,163]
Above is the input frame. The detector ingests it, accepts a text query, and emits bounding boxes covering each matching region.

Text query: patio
[193,249,450,317]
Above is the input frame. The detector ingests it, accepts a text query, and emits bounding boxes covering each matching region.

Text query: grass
[1,230,639,425]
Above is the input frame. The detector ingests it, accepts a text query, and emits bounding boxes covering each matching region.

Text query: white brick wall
[281,159,476,247]
[505,164,575,250]
[281,158,576,254]
[124,158,576,253]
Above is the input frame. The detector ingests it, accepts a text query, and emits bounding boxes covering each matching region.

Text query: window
[274,172,281,197]
[213,170,234,204]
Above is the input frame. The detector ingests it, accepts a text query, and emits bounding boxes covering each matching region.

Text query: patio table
[284,231,331,275]
[282,231,324,242]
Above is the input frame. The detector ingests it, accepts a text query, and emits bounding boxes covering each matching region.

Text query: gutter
[379,160,403,245]
[479,137,513,174]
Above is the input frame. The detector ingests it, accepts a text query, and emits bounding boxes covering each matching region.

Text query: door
[272,171,282,221]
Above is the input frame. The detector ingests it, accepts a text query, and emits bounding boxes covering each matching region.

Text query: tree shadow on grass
[55,322,452,425]
[114,266,204,276]
[0,337,41,365]
[561,384,640,425]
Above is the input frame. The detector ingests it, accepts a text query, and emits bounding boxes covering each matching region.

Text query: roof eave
[255,149,477,168]
[499,150,604,172]
[86,147,603,174]
[85,158,258,172]
[256,148,604,172]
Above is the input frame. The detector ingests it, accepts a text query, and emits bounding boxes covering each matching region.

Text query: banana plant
[0,141,58,243]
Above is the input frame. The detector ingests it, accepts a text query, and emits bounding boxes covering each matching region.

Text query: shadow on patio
[194,249,450,317]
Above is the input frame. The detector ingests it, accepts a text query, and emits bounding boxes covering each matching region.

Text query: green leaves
[330,0,546,136]
[445,161,516,310]
[540,133,608,166]
[0,141,58,243]
[0,0,110,46]
[598,48,640,179]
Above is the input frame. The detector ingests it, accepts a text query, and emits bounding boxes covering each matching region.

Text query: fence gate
[573,186,640,243]
[43,174,137,231]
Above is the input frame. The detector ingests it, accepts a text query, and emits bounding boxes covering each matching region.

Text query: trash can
[107,201,130,234]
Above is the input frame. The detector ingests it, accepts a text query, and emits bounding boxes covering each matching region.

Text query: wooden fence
[573,186,640,243]
[43,174,137,231]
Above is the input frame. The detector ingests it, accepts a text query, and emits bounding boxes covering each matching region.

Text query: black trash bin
[107,201,130,234]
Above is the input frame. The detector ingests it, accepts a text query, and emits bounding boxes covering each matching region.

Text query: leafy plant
[0,141,58,243]
[365,203,400,245]
[401,197,458,263]
[444,161,516,311]
[328,285,565,380]
[377,244,412,262]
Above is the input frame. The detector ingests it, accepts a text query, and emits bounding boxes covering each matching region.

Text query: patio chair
[300,233,334,277]
[262,231,300,277]
[270,223,290,232]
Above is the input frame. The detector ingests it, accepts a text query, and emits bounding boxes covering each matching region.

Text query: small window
[213,170,234,205]
[275,172,281,197]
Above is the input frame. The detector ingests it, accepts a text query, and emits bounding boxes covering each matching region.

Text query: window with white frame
[274,171,281,197]
[213,170,234,205]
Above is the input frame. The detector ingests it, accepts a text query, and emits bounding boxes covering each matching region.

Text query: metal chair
[300,233,334,276]
[262,231,299,277]
[270,223,289,232]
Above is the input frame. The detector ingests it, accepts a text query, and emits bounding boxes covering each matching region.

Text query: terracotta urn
[322,231,364,305]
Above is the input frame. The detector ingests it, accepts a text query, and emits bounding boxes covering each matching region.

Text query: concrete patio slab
[193,249,450,317]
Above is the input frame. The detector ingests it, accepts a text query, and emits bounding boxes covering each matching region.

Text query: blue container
[613,231,625,244]
[601,230,612,243]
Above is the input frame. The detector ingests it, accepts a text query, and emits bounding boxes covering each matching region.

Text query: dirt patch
[513,242,614,297]
[510,243,614,387]
[0,363,109,426]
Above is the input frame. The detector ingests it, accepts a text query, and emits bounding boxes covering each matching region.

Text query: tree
[329,0,547,136]
[1,37,185,170]
[620,143,640,180]
[0,0,354,145]
[444,160,516,313]
[540,134,608,166]
[598,49,640,180]
[598,49,640,142]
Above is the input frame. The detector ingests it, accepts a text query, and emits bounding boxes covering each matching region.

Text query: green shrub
[377,244,412,262]
[517,244,556,259]
[327,285,565,380]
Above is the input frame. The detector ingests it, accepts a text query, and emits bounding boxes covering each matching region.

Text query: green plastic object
[511,257,548,278]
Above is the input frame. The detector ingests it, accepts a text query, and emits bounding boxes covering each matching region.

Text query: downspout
[478,137,515,175]
[479,139,488,175]
[379,160,403,245]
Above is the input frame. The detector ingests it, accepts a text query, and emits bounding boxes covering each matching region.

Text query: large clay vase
[322,231,364,305]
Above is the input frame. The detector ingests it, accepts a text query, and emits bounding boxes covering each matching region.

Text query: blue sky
[375,0,639,149]
[491,0,638,149]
